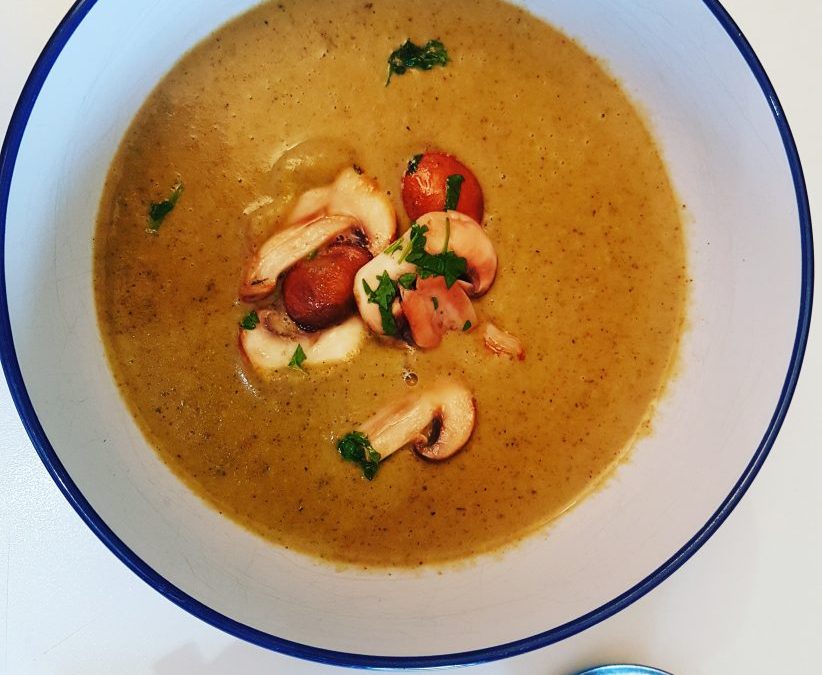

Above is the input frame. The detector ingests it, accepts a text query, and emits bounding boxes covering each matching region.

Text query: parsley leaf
[386,39,449,85]
[444,174,464,211]
[442,215,451,253]
[288,344,307,371]
[404,222,467,288]
[239,310,259,330]
[462,320,472,331]
[362,272,396,312]
[406,153,424,175]
[147,181,184,232]
[420,251,467,288]
[379,309,398,336]
[337,431,382,480]
[362,271,399,336]
[400,222,428,263]
[397,272,417,290]
[384,238,404,256]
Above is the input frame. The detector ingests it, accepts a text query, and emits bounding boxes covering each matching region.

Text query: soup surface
[94,0,687,566]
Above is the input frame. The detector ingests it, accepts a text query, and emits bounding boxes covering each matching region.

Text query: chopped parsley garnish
[432,297,439,310]
[420,250,467,288]
[406,153,424,175]
[362,271,399,336]
[462,320,472,331]
[337,431,381,480]
[397,272,417,290]
[384,238,404,256]
[444,174,464,211]
[239,310,259,330]
[386,39,449,85]
[147,181,184,232]
[305,248,319,261]
[288,344,307,371]
[363,271,397,313]
[397,222,425,263]
[404,222,468,289]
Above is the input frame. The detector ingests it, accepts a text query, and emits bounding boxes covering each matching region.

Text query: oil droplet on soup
[94,0,687,567]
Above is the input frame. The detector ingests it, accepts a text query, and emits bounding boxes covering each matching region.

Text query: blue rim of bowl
[0,0,814,669]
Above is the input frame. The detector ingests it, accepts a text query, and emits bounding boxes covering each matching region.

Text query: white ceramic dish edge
[0,0,813,669]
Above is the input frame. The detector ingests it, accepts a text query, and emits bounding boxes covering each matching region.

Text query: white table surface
[1,1,819,673]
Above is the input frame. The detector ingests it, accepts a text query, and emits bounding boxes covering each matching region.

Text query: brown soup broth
[94,0,687,566]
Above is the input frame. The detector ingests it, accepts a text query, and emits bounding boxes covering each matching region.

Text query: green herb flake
[442,216,451,253]
[337,431,382,480]
[397,272,417,290]
[379,310,398,336]
[432,297,439,310]
[362,272,396,312]
[239,310,260,330]
[147,181,184,232]
[398,222,425,263]
[362,271,399,336]
[401,222,427,262]
[362,459,379,480]
[288,344,307,371]
[423,250,467,288]
[386,39,449,85]
[462,320,472,331]
[404,222,467,288]
[444,174,464,211]
[378,309,397,336]
[384,238,404,256]
[305,248,319,261]
[406,153,424,175]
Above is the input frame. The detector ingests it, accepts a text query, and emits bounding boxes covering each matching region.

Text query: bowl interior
[2,0,806,663]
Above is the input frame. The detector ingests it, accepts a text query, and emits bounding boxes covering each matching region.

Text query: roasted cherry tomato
[282,243,372,331]
[401,152,484,223]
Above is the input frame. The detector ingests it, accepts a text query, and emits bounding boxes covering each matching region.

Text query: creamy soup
[94,0,687,566]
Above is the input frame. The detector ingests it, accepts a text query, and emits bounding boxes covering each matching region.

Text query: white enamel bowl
[0,0,812,668]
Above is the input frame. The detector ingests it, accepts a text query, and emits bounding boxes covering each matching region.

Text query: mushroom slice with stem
[358,381,476,462]
[239,310,364,375]
[241,167,397,302]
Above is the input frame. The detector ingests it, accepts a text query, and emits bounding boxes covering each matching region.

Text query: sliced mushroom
[285,184,333,226]
[415,210,497,296]
[352,239,416,335]
[400,276,477,349]
[482,321,525,360]
[354,210,496,342]
[241,215,359,302]
[358,381,475,461]
[239,310,364,375]
[290,168,396,253]
[240,168,397,302]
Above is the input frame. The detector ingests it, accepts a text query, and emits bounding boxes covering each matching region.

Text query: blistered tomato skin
[401,152,484,223]
[282,243,372,331]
